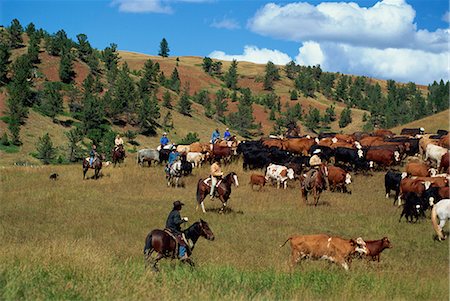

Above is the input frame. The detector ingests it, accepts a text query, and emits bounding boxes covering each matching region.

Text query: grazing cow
[361,237,392,262]
[425,144,447,168]
[249,173,266,191]
[439,152,449,173]
[422,186,450,206]
[398,178,431,206]
[399,192,426,223]
[265,164,295,189]
[365,149,400,168]
[384,171,407,201]
[242,150,271,170]
[327,165,352,194]
[400,128,424,136]
[405,162,436,177]
[186,152,206,168]
[280,234,368,270]
[49,173,59,180]
[137,149,160,166]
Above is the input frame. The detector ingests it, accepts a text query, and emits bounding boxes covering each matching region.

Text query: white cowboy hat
[163,132,167,135]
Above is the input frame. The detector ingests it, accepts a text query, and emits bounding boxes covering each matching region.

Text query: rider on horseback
[210,160,223,199]
[211,128,220,144]
[165,200,189,261]
[160,132,170,148]
[114,134,124,151]
[89,144,98,167]
[223,128,231,141]
[166,147,179,176]
[303,154,322,188]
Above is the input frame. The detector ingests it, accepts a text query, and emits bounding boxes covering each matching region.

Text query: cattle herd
[136,127,449,269]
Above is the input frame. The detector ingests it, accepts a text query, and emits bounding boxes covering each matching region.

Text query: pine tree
[112,63,137,120]
[177,89,192,116]
[224,59,238,90]
[162,111,174,132]
[284,61,297,79]
[202,57,213,74]
[38,82,63,118]
[335,75,349,103]
[324,104,336,122]
[138,93,160,136]
[263,61,280,91]
[339,107,352,128]
[76,33,93,62]
[101,43,119,72]
[59,51,75,83]
[8,19,23,49]
[158,38,170,58]
[0,42,11,85]
[162,90,172,108]
[65,127,83,162]
[290,89,298,100]
[27,33,40,64]
[214,88,228,118]
[25,22,36,37]
[228,88,254,136]
[36,133,56,164]
[169,67,180,93]
[304,107,321,132]
[81,94,105,138]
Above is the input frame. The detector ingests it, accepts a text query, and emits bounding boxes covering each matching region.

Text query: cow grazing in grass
[327,165,352,194]
[137,149,160,166]
[280,234,368,270]
[249,173,266,191]
[361,237,392,262]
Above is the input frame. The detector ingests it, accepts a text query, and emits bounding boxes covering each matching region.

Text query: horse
[300,164,329,206]
[82,154,103,179]
[111,145,126,167]
[431,199,450,241]
[143,219,215,271]
[166,161,183,187]
[196,172,239,213]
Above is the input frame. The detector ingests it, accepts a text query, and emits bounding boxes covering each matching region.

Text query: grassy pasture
[0,159,448,300]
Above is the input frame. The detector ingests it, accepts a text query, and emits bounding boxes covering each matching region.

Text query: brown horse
[196,172,239,213]
[111,145,126,167]
[300,164,328,206]
[82,155,103,179]
[143,219,215,271]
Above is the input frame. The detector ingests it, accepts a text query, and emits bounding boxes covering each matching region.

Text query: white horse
[431,199,450,241]
[166,161,182,188]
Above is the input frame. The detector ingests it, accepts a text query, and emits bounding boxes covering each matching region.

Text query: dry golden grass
[390,109,449,134]
[0,159,448,300]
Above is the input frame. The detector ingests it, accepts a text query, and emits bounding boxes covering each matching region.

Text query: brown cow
[280,234,368,270]
[366,149,400,168]
[210,144,233,163]
[359,136,384,147]
[413,176,448,188]
[335,134,354,143]
[398,178,431,206]
[439,134,449,149]
[189,142,210,153]
[419,135,439,157]
[405,162,435,177]
[249,174,266,191]
[439,152,449,173]
[361,237,392,262]
[261,138,284,149]
[283,137,316,155]
[327,166,352,193]
[372,129,394,137]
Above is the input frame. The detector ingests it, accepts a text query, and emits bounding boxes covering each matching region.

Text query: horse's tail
[279,237,292,248]
[143,233,153,255]
[431,206,445,240]
[196,178,204,204]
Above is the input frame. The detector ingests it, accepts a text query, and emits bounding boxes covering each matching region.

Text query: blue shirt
[211,131,220,142]
[223,130,231,140]
[168,152,179,165]
[160,136,169,145]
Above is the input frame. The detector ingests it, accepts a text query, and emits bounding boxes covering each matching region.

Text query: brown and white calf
[249,173,266,191]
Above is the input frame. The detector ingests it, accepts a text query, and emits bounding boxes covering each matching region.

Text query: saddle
[164,229,192,258]
[203,177,222,187]
[302,169,318,190]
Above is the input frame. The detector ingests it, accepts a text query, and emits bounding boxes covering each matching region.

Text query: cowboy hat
[173,200,184,207]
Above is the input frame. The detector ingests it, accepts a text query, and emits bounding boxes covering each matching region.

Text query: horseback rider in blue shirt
[89,144,97,167]
[160,132,169,148]
[165,200,189,261]
[211,128,220,144]
[223,128,231,141]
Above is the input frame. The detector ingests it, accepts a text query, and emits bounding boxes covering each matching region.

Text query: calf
[384,170,407,202]
[49,173,59,180]
[361,237,392,262]
[399,192,426,223]
[280,234,368,270]
[249,173,266,191]
[265,164,295,189]
[327,165,352,194]
[405,162,436,177]
[398,178,431,206]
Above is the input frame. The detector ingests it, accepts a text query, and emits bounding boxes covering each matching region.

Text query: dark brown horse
[300,164,328,206]
[196,172,239,213]
[143,219,215,271]
[82,155,103,179]
[111,145,126,167]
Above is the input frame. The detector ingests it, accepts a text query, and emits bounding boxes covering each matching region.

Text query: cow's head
[345,173,352,185]
[369,161,374,168]
[382,237,392,248]
[351,238,368,255]
[357,149,364,158]
[287,168,295,180]
[394,151,400,162]
[315,137,320,144]
[331,137,338,144]
[428,168,437,177]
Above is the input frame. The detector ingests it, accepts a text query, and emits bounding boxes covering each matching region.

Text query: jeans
[89,157,94,166]
[179,245,186,257]
[210,176,217,196]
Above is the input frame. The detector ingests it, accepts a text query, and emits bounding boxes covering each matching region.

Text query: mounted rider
[166,147,179,176]
[303,154,327,189]
[211,128,220,144]
[210,160,223,199]
[160,132,170,149]
[223,128,231,141]
[114,134,124,151]
[165,200,189,261]
[89,144,98,167]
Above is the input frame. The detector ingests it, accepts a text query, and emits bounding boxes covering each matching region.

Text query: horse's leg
[201,201,206,213]
[153,253,164,272]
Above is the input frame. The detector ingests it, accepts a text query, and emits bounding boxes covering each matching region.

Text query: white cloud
[209,45,292,65]
[112,0,210,13]
[248,0,448,53]
[211,18,240,30]
[443,11,450,23]
[295,41,324,66]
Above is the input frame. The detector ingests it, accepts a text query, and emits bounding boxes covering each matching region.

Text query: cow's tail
[143,233,153,255]
[279,237,292,248]
[431,206,445,241]
[196,178,203,204]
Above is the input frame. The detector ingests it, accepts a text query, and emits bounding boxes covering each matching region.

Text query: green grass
[0,144,19,153]
[0,160,448,300]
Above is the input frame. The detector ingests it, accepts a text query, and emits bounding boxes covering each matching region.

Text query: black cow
[400,128,424,136]
[309,145,335,162]
[268,148,292,165]
[384,170,405,202]
[318,132,337,139]
[437,129,448,136]
[399,192,426,223]
[334,147,370,171]
[385,137,419,156]
[159,149,171,163]
[243,150,271,170]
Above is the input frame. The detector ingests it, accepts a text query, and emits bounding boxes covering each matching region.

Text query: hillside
[390,109,449,134]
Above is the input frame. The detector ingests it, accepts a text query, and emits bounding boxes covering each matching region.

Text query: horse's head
[229,172,239,187]
[199,219,215,241]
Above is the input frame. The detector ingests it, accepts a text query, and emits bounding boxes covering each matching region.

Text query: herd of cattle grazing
[134,127,449,270]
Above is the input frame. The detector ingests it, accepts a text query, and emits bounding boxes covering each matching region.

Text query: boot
[180,253,189,261]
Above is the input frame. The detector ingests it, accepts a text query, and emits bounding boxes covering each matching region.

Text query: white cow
[425,144,447,168]
[265,163,295,189]
[186,152,206,168]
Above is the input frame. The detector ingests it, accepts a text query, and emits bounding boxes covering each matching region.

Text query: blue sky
[1,0,449,84]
